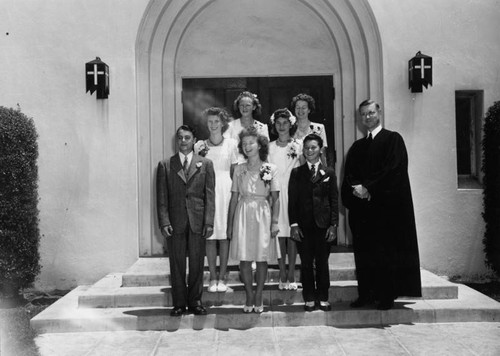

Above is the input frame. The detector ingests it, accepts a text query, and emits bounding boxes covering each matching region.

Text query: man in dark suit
[156,125,215,316]
[341,99,421,310]
[289,133,339,312]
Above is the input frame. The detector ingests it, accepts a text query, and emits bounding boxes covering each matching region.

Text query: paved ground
[34,322,500,355]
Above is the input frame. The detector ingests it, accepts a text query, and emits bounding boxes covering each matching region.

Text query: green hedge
[0,106,41,295]
[482,101,500,277]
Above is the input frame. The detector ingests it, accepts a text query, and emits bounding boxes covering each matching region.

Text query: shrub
[482,101,500,277]
[0,106,41,296]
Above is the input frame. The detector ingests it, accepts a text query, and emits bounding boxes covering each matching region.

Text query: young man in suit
[156,125,216,316]
[341,99,421,310]
[289,133,339,312]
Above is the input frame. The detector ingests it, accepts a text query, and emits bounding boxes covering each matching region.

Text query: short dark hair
[290,93,316,114]
[303,133,323,149]
[358,99,381,111]
[176,124,196,138]
[202,107,230,133]
[232,91,262,119]
[238,126,269,162]
[270,108,298,137]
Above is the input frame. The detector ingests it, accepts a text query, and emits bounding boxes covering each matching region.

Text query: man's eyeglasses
[360,111,377,117]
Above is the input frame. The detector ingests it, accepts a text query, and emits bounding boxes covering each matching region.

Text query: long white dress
[229,163,280,262]
[268,139,303,237]
[194,138,238,240]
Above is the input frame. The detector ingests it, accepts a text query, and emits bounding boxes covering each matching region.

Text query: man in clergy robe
[156,125,215,316]
[341,99,421,310]
[289,133,339,312]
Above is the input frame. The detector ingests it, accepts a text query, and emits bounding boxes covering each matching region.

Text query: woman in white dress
[194,107,238,293]
[291,93,328,166]
[227,127,280,313]
[224,91,269,149]
[268,108,305,291]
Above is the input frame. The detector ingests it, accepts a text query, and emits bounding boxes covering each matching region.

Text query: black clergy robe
[341,128,422,302]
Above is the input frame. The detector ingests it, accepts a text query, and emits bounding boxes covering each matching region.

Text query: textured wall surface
[1,0,148,289]
[0,0,498,289]
[368,0,500,278]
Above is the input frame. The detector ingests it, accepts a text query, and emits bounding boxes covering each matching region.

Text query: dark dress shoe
[377,300,394,310]
[304,302,316,312]
[188,305,207,315]
[350,298,369,308]
[170,306,185,316]
[318,302,331,312]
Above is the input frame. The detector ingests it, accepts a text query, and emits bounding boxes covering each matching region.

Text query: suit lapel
[173,154,187,183]
[186,154,200,182]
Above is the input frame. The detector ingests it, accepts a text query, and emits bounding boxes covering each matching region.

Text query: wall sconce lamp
[86,57,109,99]
[408,51,432,93]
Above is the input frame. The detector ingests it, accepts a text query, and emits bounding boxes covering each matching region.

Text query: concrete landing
[31,280,500,334]
[34,323,500,356]
[30,254,500,334]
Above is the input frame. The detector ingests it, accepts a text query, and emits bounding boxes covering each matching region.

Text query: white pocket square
[323,177,330,182]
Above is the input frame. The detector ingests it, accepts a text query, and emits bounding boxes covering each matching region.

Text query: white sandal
[278,280,289,290]
[208,280,218,293]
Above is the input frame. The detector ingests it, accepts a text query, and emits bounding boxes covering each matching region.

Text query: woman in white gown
[224,91,269,164]
[268,108,305,290]
[194,107,238,293]
[291,93,328,166]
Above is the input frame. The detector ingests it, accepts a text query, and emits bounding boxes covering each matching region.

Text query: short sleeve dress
[229,162,280,262]
[293,122,328,147]
[195,138,238,240]
[268,139,303,237]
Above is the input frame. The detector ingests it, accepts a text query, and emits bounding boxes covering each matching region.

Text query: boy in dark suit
[289,133,338,311]
[156,125,216,316]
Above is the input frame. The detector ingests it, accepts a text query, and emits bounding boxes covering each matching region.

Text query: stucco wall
[368,0,500,277]
[1,0,498,290]
[1,0,149,290]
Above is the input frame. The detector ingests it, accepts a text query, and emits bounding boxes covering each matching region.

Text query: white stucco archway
[135,0,383,256]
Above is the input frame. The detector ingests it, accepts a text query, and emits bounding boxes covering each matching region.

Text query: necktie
[367,132,373,141]
[310,164,316,181]
[183,157,189,175]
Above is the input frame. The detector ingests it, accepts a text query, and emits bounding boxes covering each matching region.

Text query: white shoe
[278,280,289,290]
[208,280,217,293]
[288,282,298,290]
[217,281,228,292]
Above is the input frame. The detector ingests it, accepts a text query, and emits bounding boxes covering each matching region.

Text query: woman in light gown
[227,127,280,313]
[291,93,328,166]
[194,107,238,293]
[268,108,305,291]
[224,91,269,146]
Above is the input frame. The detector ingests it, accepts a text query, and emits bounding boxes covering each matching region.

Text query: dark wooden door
[182,76,335,164]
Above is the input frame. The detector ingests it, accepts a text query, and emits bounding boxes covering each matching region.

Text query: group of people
[156,92,422,317]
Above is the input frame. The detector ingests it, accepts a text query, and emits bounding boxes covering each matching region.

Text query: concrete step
[31,282,500,334]
[78,270,458,308]
[121,254,356,287]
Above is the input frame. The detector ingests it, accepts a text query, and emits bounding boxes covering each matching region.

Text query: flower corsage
[287,139,301,159]
[259,163,273,186]
[194,140,209,157]
[310,124,322,136]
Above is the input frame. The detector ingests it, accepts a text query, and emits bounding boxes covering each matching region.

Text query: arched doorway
[136,0,383,256]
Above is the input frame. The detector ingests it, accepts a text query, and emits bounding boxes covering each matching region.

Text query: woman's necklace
[208,137,224,146]
[296,120,310,138]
